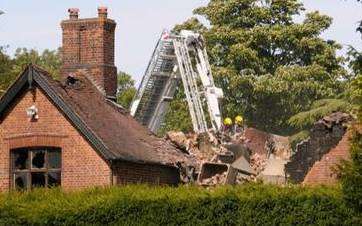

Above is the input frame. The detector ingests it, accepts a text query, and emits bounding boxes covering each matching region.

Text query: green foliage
[289,130,310,150]
[173,17,206,34]
[0,184,360,225]
[339,74,362,212]
[0,47,61,96]
[0,47,16,94]
[116,71,137,109]
[288,99,351,129]
[347,47,362,76]
[350,75,362,120]
[12,48,62,79]
[158,87,193,135]
[164,0,346,135]
[339,130,362,212]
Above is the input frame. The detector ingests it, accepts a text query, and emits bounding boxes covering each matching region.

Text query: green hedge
[0,184,360,226]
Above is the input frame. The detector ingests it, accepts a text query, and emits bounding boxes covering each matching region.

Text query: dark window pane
[31,172,46,188]
[31,150,45,169]
[48,172,61,187]
[14,172,28,190]
[13,149,28,170]
[48,150,61,169]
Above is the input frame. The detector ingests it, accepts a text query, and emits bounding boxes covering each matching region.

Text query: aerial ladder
[130,30,224,134]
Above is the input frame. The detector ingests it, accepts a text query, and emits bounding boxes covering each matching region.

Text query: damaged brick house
[285,112,354,185]
[0,8,191,191]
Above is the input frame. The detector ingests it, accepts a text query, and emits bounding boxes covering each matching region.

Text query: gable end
[0,65,116,162]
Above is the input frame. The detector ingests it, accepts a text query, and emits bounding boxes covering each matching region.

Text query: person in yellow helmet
[235,115,243,125]
[224,117,233,126]
[234,115,244,133]
[222,117,233,136]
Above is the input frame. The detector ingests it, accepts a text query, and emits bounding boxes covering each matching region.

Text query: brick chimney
[61,7,117,97]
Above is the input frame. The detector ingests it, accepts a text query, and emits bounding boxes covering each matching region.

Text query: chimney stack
[61,7,117,98]
[98,6,108,19]
[68,8,79,20]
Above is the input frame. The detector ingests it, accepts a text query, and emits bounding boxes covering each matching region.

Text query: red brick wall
[61,14,117,97]
[113,161,180,186]
[0,88,111,191]
[303,131,351,185]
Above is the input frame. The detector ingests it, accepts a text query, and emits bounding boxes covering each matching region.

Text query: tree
[0,47,62,96]
[116,71,137,109]
[163,0,346,135]
[346,0,362,78]
[158,87,193,135]
[338,74,362,211]
[0,47,16,94]
[12,48,62,79]
[335,1,362,211]
[290,0,362,132]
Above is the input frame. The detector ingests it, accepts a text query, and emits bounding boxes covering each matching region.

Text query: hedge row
[0,184,360,225]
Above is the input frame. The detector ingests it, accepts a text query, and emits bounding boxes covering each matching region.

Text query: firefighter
[223,117,233,134]
[234,115,244,133]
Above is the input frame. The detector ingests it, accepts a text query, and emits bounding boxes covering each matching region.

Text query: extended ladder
[130,30,223,134]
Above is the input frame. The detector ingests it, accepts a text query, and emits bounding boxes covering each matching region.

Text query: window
[11,147,61,190]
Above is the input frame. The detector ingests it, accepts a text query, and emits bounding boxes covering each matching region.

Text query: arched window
[11,147,61,190]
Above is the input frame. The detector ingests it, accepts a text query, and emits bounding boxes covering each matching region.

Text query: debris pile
[250,153,267,174]
[200,171,227,186]
[165,112,353,186]
[166,127,291,186]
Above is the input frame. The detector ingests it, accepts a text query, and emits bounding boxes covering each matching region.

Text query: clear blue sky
[0,1,361,83]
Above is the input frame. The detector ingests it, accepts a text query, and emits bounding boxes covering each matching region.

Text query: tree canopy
[162,0,347,135]
[0,47,61,95]
[116,71,137,109]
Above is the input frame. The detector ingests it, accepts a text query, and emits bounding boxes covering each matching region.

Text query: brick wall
[0,88,111,191]
[60,8,117,97]
[303,131,351,185]
[285,113,351,183]
[113,161,180,186]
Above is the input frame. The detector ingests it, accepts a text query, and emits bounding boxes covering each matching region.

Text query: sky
[0,0,361,84]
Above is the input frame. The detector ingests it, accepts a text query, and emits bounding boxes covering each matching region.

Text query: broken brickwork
[303,130,352,185]
[285,112,352,183]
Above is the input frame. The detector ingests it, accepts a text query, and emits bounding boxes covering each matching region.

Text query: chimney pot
[98,6,108,19]
[68,8,79,20]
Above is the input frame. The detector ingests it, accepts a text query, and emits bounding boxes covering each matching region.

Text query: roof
[0,65,194,167]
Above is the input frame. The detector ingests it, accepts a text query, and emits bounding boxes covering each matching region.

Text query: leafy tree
[289,0,362,132]
[163,0,345,135]
[338,74,362,211]
[0,46,16,94]
[12,48,62,79]
[347,47,362,76]
[158,87,193,135]
[288,99,351,129]
[117,71,137,109]
[0,47,62,96]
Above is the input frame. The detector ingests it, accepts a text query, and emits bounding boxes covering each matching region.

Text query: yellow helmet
[224,117,232,126]
[235,115,243,124]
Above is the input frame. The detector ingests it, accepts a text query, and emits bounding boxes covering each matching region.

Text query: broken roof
[0,65,194,167]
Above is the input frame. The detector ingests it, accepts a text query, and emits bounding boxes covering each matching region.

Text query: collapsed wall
[302,130,352,185]
[285,112,352,183]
